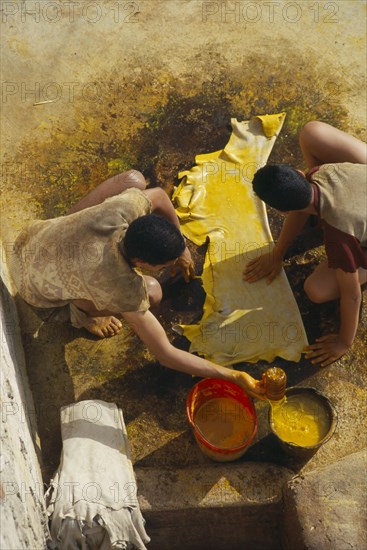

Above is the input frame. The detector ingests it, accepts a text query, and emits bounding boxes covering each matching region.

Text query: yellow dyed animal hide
[173,114,308,365]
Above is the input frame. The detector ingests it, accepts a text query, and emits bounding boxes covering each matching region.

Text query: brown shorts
[27,302,90,328]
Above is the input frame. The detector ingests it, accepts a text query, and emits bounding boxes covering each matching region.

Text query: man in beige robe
[11,169,265,399]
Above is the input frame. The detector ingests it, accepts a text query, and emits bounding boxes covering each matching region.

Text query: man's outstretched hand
[234,371,266,400]
[304,334,350,367]
[173,247,195,282]
[243,251,283,284]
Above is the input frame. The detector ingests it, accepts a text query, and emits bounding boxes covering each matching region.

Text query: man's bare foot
[81,315,123,338]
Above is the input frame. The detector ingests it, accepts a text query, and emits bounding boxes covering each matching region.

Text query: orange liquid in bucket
[195,397,254,448]
[186,378,257,462]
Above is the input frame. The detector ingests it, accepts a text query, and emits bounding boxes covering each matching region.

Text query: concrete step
[283,449,367,550]
[136,462,293,550]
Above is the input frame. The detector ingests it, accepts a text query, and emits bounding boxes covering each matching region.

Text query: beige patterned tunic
[311,162,367,245]
[11,188,152,313]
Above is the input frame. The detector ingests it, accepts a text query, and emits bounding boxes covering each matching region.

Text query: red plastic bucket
[186,378,258,462]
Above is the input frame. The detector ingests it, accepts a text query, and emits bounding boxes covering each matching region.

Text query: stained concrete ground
[1,1,366,548]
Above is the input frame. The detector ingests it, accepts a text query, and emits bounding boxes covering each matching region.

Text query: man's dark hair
[252,164,312,211]
[122,214,185,265]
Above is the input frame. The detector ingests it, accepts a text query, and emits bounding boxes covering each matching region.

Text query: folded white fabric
[45,400,150,550]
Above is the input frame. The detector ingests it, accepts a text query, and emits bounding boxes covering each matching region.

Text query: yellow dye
[271,393,330,447]
[194,397,254,448]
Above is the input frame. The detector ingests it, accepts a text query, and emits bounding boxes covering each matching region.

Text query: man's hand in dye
[235,371,266,400]
[243,251,283,284]
[304,334,350,367]
[172,247,195,283]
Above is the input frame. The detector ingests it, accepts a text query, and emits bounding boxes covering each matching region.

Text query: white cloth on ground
[45,400,150,550]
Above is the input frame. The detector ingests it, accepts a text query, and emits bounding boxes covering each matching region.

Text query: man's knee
[145,277,163,307]
[299,121,325,147]
[304,276,325,304]
[123,169,146,190]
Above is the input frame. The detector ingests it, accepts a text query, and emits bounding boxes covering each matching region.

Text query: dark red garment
[307,168,367,273]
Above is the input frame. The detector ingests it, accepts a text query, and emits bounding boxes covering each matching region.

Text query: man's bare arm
[143,188,182,228]
[144,187,195,281]
[243,211,310,283]
[122,309,265,399]
[305,269,361,366]
[337,269,362,346]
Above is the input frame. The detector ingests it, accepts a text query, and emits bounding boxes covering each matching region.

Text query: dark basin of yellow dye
[269,387,337,457]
